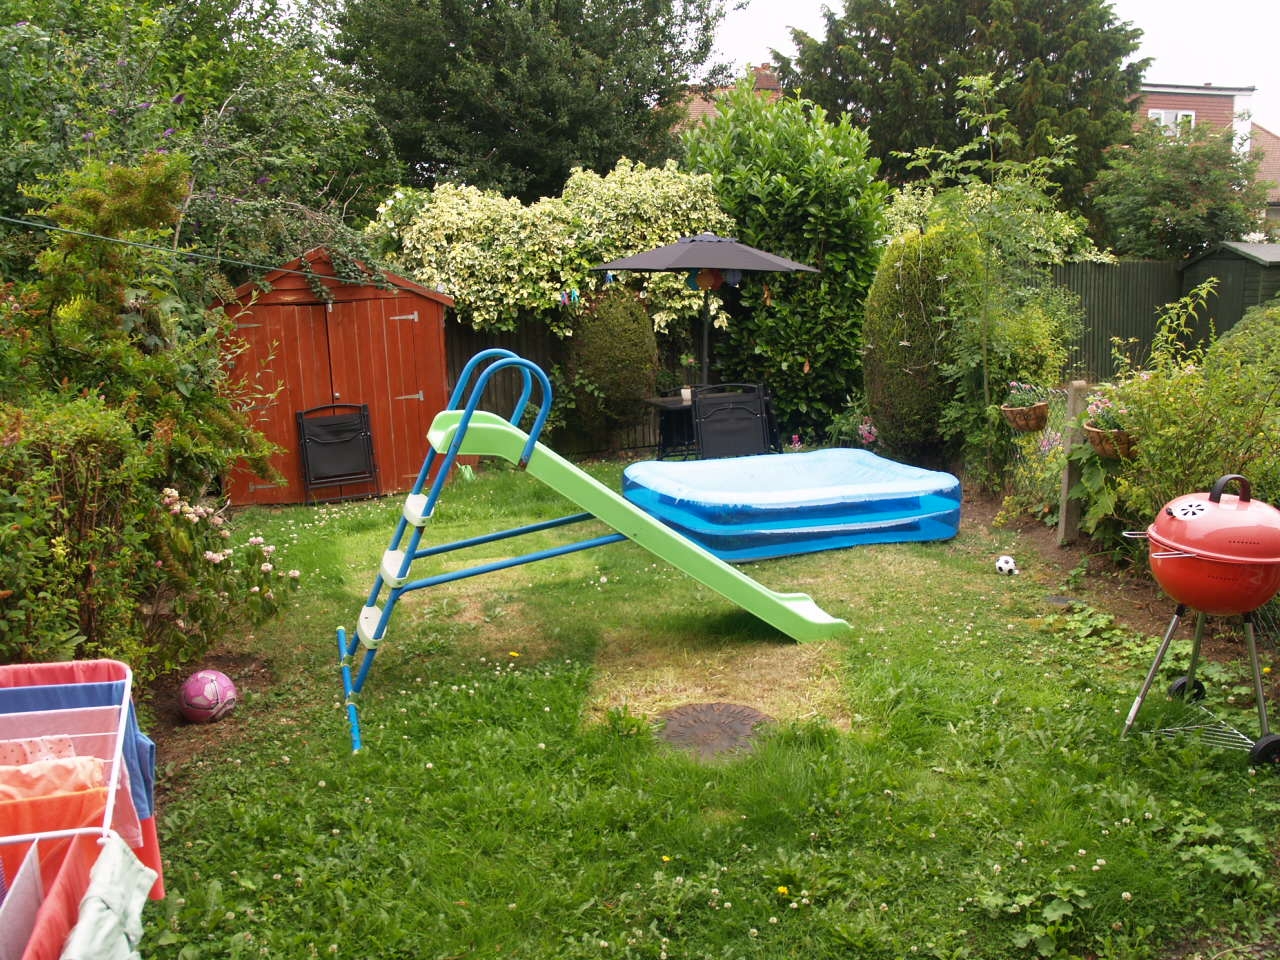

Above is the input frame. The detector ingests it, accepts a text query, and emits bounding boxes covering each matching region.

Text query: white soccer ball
[995,554,1019,575]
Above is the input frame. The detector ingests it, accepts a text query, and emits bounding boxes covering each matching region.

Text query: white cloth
[57,833,156,960]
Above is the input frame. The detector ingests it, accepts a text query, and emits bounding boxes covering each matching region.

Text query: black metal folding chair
[692,384,774,459]
[296,403,379,502]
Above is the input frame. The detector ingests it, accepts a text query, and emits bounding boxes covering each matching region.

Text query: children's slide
[427,410,850,643]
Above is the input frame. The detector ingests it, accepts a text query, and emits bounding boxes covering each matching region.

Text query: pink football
[179,669,238,723]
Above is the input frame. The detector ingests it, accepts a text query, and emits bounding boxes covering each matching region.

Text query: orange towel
[0,758,105,801]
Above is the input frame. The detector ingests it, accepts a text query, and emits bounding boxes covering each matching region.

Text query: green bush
[683,79,889,436]
[0,398,294,682]
[879,78,1095,487]
[941,280,1082,486]
[564,287,658,447]
[0,155,293,682]
[1071,286,1280,554]
[861,227,970,462]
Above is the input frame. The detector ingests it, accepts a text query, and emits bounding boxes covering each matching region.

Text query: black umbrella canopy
[592,234,818,384]
[593,233,818,273]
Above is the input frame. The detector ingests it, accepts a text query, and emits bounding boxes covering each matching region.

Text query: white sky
[714,0,1280,133]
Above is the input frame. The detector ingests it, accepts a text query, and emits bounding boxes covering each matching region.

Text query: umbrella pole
[700,290,711,386]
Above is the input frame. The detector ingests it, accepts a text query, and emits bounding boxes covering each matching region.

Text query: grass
[145,461,1280,959]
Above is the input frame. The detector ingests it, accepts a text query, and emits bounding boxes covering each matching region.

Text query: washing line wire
[0,213,376,281]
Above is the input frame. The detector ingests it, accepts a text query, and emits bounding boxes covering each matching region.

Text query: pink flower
[260,562,273,573]
[857,417,878,445]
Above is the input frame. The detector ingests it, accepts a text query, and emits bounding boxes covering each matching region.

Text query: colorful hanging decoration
[722,269,743,288]
[558,287,580,306]
[762,282,773,306]
[695,269,723,290]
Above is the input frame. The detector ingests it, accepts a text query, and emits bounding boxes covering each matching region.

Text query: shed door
[327,298,445,492]
[227,295,449,504]
[227,303,336,505]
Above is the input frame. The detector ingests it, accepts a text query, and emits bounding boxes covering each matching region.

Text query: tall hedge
[861,228,973,462]
[371,159,735,338]
[682,79,889,436]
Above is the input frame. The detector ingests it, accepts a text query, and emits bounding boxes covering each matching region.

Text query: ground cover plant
[145,464,1280,959]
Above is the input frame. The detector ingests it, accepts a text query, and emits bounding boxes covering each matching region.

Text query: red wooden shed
[221,247,454,505]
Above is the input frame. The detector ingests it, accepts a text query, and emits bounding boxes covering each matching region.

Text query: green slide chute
[429,409,850,643]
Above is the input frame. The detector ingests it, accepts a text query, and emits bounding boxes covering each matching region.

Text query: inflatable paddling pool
[622,449,961,562]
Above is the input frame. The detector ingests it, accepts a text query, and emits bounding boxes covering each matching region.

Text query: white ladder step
[403,494,432,526]
[380,550,411,587]
[357,605,386,648]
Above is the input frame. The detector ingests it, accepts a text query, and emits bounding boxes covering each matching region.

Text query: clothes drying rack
[0,659,163,959]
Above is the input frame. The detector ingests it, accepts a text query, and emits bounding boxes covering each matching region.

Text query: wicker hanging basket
[1084,422,1137,459]
[1000,402,1050,432]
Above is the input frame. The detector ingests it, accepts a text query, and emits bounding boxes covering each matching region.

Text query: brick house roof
[676,64,780,131]
[1253,123,1280,206]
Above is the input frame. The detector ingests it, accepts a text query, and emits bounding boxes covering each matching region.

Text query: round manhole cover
[657,702,773,760]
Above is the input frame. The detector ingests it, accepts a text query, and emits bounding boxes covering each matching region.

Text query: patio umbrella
[592,233,818,384]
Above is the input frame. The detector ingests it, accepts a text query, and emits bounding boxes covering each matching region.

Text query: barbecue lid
[1147,474,1280,564]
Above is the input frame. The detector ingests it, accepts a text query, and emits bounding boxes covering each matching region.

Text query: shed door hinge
[390,311,419,323]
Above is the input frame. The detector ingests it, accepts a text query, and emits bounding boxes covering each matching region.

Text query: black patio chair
[692,384,774,459]
[296,403,379,502]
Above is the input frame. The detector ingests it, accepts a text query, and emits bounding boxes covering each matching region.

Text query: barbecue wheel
[1250,734,1280,766]
[1168,676,1206,702]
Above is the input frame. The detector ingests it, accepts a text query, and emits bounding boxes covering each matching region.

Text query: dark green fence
[1053,260,1181,380]
[1055,251,1280,380]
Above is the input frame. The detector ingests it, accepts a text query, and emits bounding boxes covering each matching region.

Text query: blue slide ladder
[335,350,627,751]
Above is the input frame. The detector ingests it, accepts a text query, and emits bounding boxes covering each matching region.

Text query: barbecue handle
[1209,474,1250,503]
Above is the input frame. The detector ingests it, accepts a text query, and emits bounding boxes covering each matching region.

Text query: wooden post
[1057,380,1089,545]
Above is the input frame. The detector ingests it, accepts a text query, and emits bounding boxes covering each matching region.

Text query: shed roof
[1217,241,1280,266]
[1182,241,1280,269]
[222,246,454,308]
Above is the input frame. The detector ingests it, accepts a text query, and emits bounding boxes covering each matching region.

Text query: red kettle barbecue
[1122,475,1280,765]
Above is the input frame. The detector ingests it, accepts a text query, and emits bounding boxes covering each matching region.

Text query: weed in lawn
[145,467,1280,959]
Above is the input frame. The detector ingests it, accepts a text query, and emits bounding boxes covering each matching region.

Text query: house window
[1148,108,1196,132]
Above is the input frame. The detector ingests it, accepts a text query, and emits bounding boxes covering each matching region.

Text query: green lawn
[145,461,1279,959]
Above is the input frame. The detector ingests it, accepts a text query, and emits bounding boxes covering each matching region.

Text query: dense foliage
[1089,121,1270,260]
[682,80,889,436]
[0,157,292,680]
[862,78,1091,485]
[775,0,1146,208]
[0,0,396,287]
[564,287,659,447]
[334,0,730,203]
[371,159,735,339]
[1072,286,1280,554]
